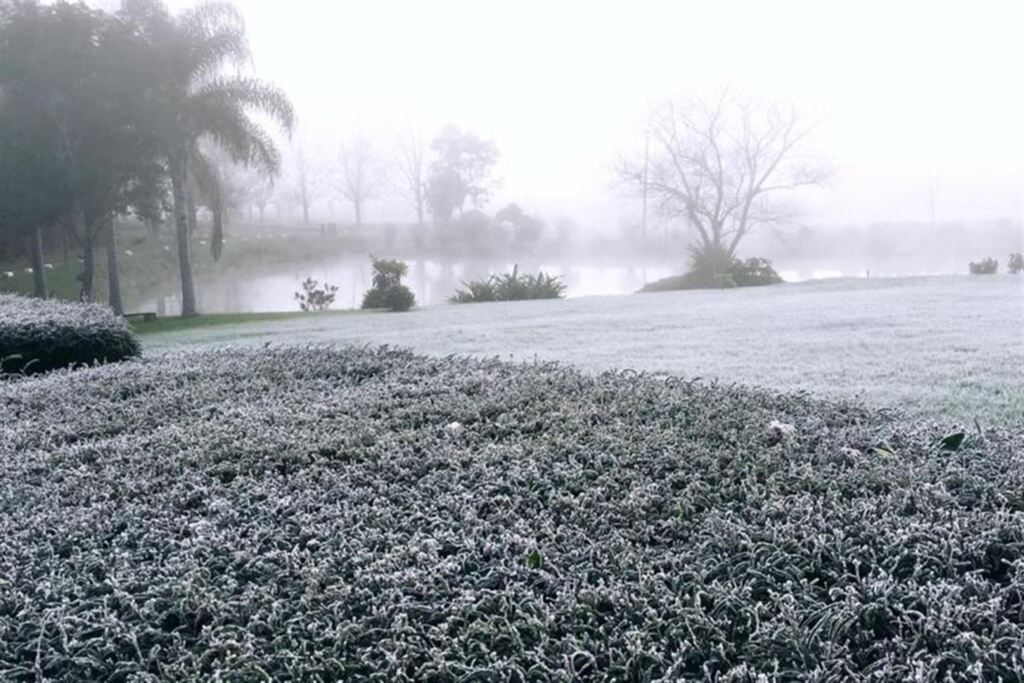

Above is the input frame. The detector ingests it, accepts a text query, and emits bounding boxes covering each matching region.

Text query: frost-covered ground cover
[2,346,1024,679]
[0,294,140,374]
[139,276,1024,426]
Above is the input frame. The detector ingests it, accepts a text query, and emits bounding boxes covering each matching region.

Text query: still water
[139,258,680,315]
[137,255,960,316]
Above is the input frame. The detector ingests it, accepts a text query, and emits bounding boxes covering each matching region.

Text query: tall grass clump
[0,293,140,374]
[451,264,565,303]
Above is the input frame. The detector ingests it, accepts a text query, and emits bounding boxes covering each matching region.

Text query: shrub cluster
[450,264,566,303]
[361,258,415,312]
[0,293,140,374]
[969,257,999,275]
[2,346,1023,679]
[641,246,783,292]
[1008,252,1023,274]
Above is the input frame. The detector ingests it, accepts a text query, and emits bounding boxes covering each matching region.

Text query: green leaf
[939,432,966,452]
[527,549,542,570]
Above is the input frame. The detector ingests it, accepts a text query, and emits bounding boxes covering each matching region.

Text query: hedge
[1,346,1022,679]
[0,294,140,374]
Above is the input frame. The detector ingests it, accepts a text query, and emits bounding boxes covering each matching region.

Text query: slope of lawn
[139,275,1024,426]
[2,346,1023,680]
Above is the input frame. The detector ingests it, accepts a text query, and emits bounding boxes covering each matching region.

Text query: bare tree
[294,144,313,225]
[619,92,828,260]
[393,126,428,226]
[338,132,383,228]
[288,142,330,225]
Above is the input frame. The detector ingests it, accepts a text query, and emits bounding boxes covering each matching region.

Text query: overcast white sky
[167,0,1023,228]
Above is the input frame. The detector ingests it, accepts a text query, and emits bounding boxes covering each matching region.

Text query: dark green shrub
[1009,252,1023,274]
[730,257,784,286]
[361,258,415,312]
[969,257,998,275]
[0,294,140,374]
[450,264,566,303]
[362,283,415,312]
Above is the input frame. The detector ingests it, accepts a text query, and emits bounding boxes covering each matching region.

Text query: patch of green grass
[131,309,356,335]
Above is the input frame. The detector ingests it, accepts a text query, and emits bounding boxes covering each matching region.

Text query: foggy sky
[166,0,1022,229]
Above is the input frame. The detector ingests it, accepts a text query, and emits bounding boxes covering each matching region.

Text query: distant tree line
[0,0,293,316]
[279,124,503,232]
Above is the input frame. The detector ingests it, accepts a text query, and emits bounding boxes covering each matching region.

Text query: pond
[136,258,683,315]
[134,254,965,316]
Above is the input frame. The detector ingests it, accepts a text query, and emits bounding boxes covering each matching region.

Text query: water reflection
[137,258,680,315]
[135,254,971,316]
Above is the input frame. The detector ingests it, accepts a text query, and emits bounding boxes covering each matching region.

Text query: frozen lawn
[140,276,1024,425]
[4,347,1024,678]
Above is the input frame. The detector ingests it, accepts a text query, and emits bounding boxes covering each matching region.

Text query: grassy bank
[2,346,1022,679]
[129,309,359,335]
[138,276,1024,426]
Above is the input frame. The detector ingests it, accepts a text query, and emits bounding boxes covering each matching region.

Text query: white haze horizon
[134,0,1022,233]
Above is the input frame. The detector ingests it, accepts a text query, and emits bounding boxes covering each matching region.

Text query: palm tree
[129,1,293,316]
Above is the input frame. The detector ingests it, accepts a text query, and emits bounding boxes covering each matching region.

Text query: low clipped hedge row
[0,294,140,374]
[2,346,1023,679]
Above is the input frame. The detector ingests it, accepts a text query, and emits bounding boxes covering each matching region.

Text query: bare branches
[337,131,382,228]
[619,92,829,258]
[393,126,427,225]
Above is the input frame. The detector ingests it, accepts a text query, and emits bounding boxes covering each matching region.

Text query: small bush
[361,258,415,312]
[362,284,415,312]
[294,277,339,312]
[1008,252,1023,274]
[969,257,998,275]
[0,294,140,374]
[730,256,784,286]
[451,264,566,303]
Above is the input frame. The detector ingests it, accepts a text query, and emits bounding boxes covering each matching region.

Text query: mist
[234,0,1022,225]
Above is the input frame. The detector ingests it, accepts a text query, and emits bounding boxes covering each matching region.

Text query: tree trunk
[186,184,198,238]
[30,226,47,299]
[301,186,310,225]
[415,192,424,227]
[72,193,93,302]
[354,200,362,229]
[105,215,124,316]
[80,233,94,302]
[170,153,198,317]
